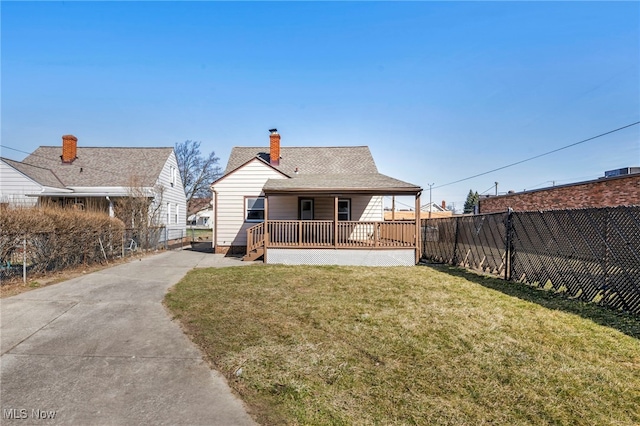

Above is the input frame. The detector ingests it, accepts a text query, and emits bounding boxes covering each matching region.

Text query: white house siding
[268,196,297,220]
[311,196,383,221]
[157,152,187,241]
[0,160,41,207]
[353,196,383,221]
[261,195,383,221]
[212,159,286,248]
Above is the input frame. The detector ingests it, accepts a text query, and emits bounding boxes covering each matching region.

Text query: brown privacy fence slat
[422,206,640,315]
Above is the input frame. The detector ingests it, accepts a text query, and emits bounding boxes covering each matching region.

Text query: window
[338,199,351,221]
[170,166,176,187]
[166,202,171,224]
[246,197,265,222]
[174,203,179,224]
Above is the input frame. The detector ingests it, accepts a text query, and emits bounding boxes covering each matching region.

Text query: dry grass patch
[165,265,640,425]
[0,251,153,298]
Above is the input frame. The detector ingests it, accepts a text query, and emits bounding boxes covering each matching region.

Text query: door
[300,199,314,220]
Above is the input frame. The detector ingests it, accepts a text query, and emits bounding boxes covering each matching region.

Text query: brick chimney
[61,134,78,163]
[269,129,280,166]
[442,200,446,210]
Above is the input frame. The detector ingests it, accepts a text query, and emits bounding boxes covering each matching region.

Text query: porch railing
[247,222,265,253]
[258,220,415,248]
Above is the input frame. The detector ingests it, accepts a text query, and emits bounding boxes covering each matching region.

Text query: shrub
[0,206,125,278]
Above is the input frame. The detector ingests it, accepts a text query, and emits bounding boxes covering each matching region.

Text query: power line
[432,121,640,190]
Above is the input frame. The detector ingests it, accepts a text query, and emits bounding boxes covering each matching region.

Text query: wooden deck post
[334,196,339,248]
[264,196,269,249]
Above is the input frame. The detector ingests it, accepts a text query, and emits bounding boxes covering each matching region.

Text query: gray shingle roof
[224,146,379,176]
[263,173,421,194]
[1,157,66,189]
[223,145,421,194]
[22,147,173,187]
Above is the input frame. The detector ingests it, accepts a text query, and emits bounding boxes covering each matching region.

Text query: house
[210,129,423,266]
[0,134,187,241]
[187,197,213,228]
[479,168,640,213]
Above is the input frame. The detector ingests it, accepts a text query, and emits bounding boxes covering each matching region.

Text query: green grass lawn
[165,264,640,425]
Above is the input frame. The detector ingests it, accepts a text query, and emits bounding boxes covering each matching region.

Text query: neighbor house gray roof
[23,147,173,187]
[1,157,66,189]
[224,146,379,176]
[223,145,421,195]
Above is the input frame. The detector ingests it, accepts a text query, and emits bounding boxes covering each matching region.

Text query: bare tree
[174,140,221,208]
[113,175,165,249]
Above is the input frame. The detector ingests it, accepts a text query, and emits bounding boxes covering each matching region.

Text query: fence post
[165,228,168,250]
[604,207,611,291]
[23,236,27,284]
[505,208,513,281]
[452,216,460,265]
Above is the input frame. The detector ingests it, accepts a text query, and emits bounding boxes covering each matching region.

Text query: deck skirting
[266,248,415,266]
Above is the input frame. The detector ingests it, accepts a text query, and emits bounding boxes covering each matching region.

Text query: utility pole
[428,183,434,219]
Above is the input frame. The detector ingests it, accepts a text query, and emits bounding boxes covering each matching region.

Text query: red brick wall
[479,174,640,213]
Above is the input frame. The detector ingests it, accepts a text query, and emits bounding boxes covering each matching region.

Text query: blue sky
[2,1,639,211]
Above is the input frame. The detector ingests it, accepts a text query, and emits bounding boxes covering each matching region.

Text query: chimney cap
[269,128,278,134]
[62,134,78,140]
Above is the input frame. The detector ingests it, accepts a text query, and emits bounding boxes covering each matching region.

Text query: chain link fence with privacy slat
[422,206,640,315]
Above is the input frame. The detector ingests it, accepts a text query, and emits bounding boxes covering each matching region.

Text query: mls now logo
[3,408,57,420]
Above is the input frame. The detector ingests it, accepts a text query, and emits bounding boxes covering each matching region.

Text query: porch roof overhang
[262,173,422,196]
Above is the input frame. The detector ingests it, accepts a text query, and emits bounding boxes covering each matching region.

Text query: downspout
[106,196,114,218]
[212,188,218,253]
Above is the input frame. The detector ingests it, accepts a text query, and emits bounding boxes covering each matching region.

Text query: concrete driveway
[0,250,257,425]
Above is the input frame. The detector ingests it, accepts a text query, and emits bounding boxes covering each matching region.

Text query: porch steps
[242,247,264,262]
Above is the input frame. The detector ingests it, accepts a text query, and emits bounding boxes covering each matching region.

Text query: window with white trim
[174,203,179,224]
[246,197,265,222]
[170,166,177,187]
[338,199,351,221]
[166,202,171,224]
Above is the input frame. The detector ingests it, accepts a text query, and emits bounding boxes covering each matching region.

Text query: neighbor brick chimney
[442,200,446,210]
[61,134,78,163]
[269,129,280,166]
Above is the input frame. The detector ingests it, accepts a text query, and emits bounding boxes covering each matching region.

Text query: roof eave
[263,187,422,196]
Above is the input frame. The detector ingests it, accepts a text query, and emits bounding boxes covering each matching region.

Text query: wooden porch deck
[245,220,417,261]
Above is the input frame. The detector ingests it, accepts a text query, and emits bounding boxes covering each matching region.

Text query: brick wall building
[479,173,640,213]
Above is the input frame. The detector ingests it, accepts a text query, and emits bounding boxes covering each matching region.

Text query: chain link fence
[423,206,640,315]
[0,226,192,284]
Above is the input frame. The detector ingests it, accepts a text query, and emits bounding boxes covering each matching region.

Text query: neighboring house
[0,158,69,207]
[384,202,453,220]
[0,134,187,241]
[187,197,213,228]
[479,168,640,213]
[210,129,423,266]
